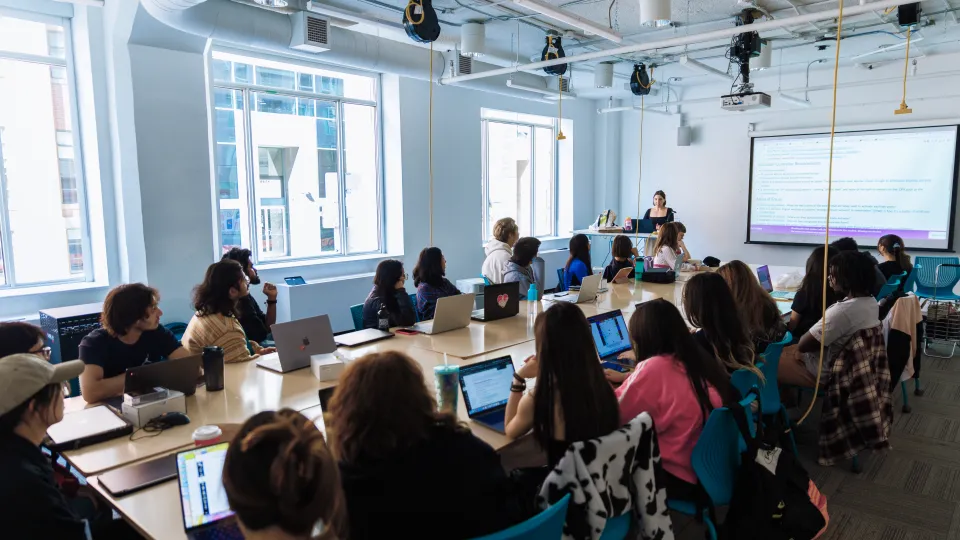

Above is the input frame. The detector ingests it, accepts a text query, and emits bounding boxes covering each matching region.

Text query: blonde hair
[493,218,519,243]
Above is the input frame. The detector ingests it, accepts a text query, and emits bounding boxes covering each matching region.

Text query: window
[211,50,381,263]
[481,110,564,240]
[0,14,89,287]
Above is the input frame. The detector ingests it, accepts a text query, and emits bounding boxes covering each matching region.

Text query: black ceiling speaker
[898,2,921,27]
[402,0,441,44]
[630,64,652,96]
[541,35,567,76]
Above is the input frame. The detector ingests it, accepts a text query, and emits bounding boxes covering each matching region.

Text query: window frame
[0,9,93,289]
[481,115,561,241]
[210,48,385,266]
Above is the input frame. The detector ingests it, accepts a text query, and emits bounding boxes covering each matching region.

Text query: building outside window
[211,50,382,263]
[0,14,89,287]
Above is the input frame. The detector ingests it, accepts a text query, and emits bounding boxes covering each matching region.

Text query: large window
[0,14,89,287]
[211,50,382,263]
[481,109,563,240]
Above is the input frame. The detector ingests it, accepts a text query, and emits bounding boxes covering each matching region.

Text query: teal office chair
[482,276,492,285]
[913,256,960,301]
[349,304,363,331]
[731,333,798,456]
[901,269,917,294]
[875,271,908,301]
[164,322,188,341]
[471,494,571,540]
[598,513,631,540]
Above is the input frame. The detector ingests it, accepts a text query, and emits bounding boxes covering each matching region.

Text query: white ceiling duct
[752,40,772,70]
[594,62,614,88]
[138,0,560,103]
[640,0,672,28]
[510,0,623,43]
[461,22,485,57]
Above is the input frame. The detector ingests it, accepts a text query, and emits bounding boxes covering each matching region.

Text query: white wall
[614,52,960,268]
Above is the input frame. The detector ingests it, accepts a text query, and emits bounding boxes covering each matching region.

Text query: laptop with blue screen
[757,265,796,301]
[177,442,243,540]
[458,355,515,434]
[587,310,633,369]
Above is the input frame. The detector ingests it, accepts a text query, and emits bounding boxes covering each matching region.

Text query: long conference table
[62,264,800,540]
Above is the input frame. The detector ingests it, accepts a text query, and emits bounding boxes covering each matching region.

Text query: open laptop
[552,273,602,304]
[257,314,336,373]
[284,276,306,285]
[125,354,202,396]
[757,265,796,301]
[459,355,515,434]
[408,293,475,335]
[587,309,633,365]
[472,282,520,322]
[176,442,242,540]
[335,328,394,347]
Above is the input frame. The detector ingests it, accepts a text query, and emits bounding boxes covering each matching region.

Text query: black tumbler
[202,346,225,391]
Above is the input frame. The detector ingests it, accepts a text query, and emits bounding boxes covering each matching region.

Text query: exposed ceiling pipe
[508,0,623,43]
[679,55,734,81]
[138,0,560,103]
[440,0,921,85]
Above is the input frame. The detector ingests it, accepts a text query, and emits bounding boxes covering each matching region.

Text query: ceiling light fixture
[254,0,289,7]
[510,0,623,43]
[595,62,615,88]
[506,79,578,100]
[640,0,672,28]
[679,55,734,81]
[461,22,485,57]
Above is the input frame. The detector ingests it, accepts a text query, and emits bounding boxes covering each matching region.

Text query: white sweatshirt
[481,239,512,284]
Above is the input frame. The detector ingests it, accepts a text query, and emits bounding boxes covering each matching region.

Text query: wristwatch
[265,300,277,305]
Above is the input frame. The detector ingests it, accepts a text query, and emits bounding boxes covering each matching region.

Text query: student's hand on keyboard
[259,347,277,355]
[617,350,636,362]
[604,369,629,384]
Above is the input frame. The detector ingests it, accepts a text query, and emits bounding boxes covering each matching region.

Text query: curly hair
[193,260,246,317]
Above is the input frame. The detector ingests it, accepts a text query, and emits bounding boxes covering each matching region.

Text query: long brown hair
[652,222,681,256]
[532,303,620,450]
[223,409,346,539]
[717,260,784,346]
[683,272,761,377]
[878,234,912,273]
[193,260,245,317]
[326,351,464,465]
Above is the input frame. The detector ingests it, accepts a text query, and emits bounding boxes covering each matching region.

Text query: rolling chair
[471,494,570,540]
[875,271,908,301]
[913,256,960,301]
[350,294,419,331]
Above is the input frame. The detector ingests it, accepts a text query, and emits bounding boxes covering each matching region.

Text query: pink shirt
[615,354,722,484]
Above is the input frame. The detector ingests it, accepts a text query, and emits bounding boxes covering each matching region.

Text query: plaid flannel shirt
[818,325,893,466]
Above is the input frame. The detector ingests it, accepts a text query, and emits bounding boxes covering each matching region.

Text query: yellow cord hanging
[634,95,645,250]
[895,27,913,115]
[793,1,845,428]
[557,75,566,141]
[634,65,655,89]
[405,0,425,25]
[429,41,434,246]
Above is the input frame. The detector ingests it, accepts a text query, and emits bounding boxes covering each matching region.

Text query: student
[223,409,346,540]
[675,222,693,262]
[788,246,840,343]
[563,234,592,290]
[612,299,736,499]
[0,322,52,359]
[830,237,885,296]
[642,190,675,229]
[717,260,788,354]
[786,251,881,387]
[79,283,190,403]
[327,351,523,539]
[222,247,277,344]
[602,235,638,282]
[0,354,87,539]
[503,237,545,299]
[361,259,416,329]
[182,260,276,364]
[652,222,687,270]
[505,302,621,469]
[482,217,520,284]
[683,272,760,376]
[877,234,912,281]
[413,247,461,321]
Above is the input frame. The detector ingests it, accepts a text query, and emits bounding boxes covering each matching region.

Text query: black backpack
[721,398,827,540]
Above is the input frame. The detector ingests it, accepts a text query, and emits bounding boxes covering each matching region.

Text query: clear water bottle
[377,303,390,331]
[527,283,538,317]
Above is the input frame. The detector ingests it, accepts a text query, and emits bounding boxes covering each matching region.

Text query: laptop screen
[757,265,774,293]
[588,310,632,359]
[178,442,234,530]
[459,356,515,416]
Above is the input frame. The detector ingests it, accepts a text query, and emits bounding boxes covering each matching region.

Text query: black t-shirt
[237,294,270,343]
[78,327,182,379]
[0,433,87,540]
[878,260,905,281]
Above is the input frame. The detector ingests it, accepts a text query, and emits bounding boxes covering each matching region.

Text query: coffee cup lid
[192,425,223,441]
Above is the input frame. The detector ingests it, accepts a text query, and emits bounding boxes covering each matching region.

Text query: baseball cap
[0,354,85,417]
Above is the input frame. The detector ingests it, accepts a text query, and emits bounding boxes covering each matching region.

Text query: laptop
[552,273,602,304]
[284,276,306,285]
[176,442,242,540]
[125,354,202,396]
[472,282,520,322]
[757,265,796,301]
[408,293,476,335]
[257,314,337,373]
[335,328,394,347]
[587,309,633,364]
[459,355,515,434]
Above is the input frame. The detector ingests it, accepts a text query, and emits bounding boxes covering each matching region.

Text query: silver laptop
[553,273,602,304]
[257,314,336,373]
[408,293,476,335]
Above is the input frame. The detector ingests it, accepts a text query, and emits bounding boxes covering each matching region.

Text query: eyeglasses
[30,346,52,360]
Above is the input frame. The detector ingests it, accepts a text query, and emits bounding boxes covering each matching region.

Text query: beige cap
[0,354,85,416]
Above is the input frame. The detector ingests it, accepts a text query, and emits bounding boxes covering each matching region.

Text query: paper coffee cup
[192,425,222,447]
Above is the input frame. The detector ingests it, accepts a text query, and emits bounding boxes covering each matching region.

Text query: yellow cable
[405,0,425,25]
[429,41,434,246]
[634,65,655,89]
[557,75,566,140]
[794,0,844,428]
[895,28,913,114]
[634,95,645,248]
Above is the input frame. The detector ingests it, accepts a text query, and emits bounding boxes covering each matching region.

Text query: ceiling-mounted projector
[720,91,771,111]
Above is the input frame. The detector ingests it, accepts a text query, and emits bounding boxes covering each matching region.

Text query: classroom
[1,0,959,538]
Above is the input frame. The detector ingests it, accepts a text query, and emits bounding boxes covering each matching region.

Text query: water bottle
[202,346,225,391]
[377,303,390,331]
[527,283,538,317]
[635,257,644,282]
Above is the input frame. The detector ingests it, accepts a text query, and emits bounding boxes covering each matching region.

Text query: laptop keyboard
[191,523,243,540]
[770,290,794,299]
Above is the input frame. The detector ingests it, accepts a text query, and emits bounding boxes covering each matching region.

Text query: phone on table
[601,361,631,373]
[318,386,336,410]
[395,329,420,336]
